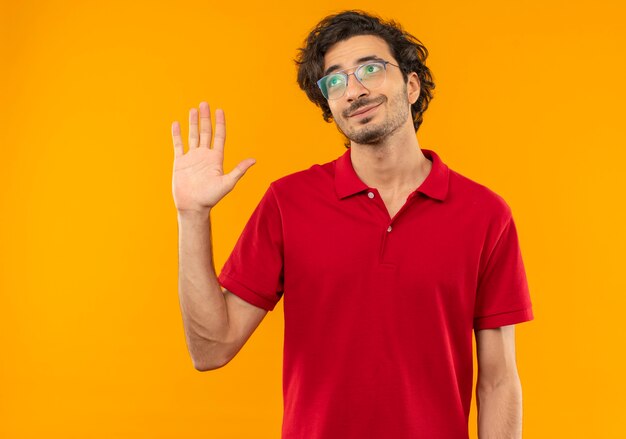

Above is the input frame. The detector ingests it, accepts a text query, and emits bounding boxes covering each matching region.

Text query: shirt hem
[473,307,534,330]
[217,271,278,312]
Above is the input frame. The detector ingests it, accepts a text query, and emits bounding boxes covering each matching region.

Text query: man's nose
[344,73,369,101]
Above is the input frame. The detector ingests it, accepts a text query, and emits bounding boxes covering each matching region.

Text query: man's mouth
[347,101,383,118]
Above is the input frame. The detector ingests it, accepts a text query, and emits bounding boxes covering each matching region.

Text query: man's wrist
[177,208,212,222]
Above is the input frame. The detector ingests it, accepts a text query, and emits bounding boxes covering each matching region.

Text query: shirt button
[387,225,392,232]
[367,191,375,199]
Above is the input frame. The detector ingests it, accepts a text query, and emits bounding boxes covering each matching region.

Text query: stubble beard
[335,87,411,146]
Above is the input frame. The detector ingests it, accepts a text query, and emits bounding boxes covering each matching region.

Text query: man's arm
[172,102,266,371]
[177,211,268,371]
[475,324,523,439]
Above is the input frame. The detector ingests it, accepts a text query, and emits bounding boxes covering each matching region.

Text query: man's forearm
[177,209,230,370]
[476,377,523,439]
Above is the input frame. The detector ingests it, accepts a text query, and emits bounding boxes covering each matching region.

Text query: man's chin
[348,129,386,145]
[346,124,386,145]
[336,119,386,145]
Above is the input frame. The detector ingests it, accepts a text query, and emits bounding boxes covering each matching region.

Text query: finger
[172,121,184,157]
[188,107,199,149]
[199,101,212,148]
[225,158,256,187]
[213,108,226,152]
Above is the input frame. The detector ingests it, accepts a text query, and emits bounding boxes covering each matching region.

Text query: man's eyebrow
[323,55,384,76]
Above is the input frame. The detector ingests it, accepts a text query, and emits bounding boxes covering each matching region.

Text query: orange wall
[1,0,625,437]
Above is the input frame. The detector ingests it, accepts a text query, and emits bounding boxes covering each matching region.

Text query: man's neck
[349,127,432,196]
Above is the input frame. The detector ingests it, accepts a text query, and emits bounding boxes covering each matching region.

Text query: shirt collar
[334,147,450,201]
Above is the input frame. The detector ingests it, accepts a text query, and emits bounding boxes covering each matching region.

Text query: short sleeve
[217,185,284,311]
[473,215,534,330]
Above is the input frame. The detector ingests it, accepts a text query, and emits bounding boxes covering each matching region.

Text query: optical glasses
[316,60,399,100]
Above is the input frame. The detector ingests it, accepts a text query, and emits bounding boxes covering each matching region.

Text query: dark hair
[295,10,435,134]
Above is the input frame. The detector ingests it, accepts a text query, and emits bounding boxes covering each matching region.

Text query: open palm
[171,102,256,213]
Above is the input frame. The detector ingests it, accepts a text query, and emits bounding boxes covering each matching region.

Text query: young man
[171,10,534,439]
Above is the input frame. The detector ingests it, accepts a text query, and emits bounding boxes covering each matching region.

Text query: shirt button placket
[366,190,392,236]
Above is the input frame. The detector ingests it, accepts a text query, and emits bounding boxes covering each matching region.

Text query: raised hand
[171,102,256,213]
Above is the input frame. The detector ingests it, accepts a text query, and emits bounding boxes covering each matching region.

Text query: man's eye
[364,63,382,74]
[327,75,345,88]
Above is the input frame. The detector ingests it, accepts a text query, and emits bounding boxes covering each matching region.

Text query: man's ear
[407,72,421,105]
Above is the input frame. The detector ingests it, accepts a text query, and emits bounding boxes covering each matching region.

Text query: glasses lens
[317,62,387,100]
[356,62,386,88]
[320,74,347,100]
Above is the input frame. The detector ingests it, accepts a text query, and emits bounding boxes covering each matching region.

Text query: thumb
[225,158,256,187]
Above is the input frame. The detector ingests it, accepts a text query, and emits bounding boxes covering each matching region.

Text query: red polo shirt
[218,148,534,439]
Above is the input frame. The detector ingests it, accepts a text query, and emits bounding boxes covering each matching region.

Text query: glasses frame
[316,59,400,100]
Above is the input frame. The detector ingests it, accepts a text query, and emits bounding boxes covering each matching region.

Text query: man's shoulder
[269,156,338,193]
[447,167,513,221]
